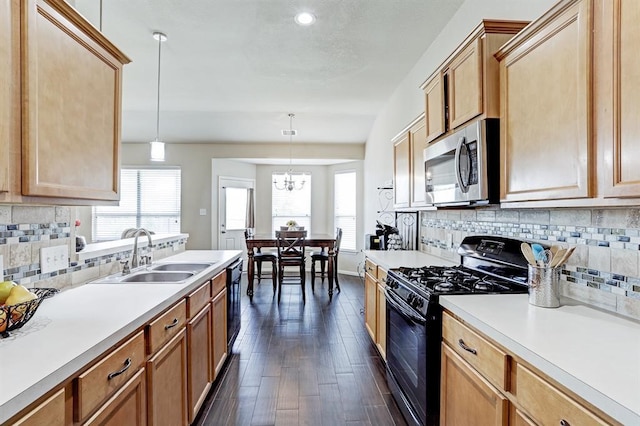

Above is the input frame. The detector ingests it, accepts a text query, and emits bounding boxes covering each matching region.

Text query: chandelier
[273,113,306,191]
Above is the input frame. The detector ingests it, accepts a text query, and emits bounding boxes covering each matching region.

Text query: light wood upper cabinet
[424,73,446,142]
[409,117,429,208]
[497,0,592,203]
[421,20,528,144]
[448,38,483,130]
[393,114,429,209]
[596,0,640,198]
[393,132,411,209]
[0,0,21,201]
[21,0,130,201]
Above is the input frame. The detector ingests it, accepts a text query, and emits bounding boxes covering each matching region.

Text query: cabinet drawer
[516,363,609,426]
[186,281,211,318]
[147,300,187,354]
[378,267,388,284]
[75,331,145,421]
[365,259,378,278]
[13,387,66,426]
[442,312,508,390]
[211,270,226,296]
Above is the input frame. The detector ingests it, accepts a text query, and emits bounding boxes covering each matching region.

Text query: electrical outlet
[446,234,453,249]
[0,254,4,278]
[199,208,207,216]
[41,245,69,274]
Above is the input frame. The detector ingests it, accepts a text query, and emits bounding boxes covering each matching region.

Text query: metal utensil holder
[527,265,560,308]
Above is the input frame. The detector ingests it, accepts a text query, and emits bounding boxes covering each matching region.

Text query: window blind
[334,171,356,251]
[93,168,181,241]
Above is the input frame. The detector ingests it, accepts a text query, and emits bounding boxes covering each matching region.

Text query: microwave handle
[454,136,467,192]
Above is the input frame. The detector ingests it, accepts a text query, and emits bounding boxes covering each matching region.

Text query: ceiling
[73,0,464,149]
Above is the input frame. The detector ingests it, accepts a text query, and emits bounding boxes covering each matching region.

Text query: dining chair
[275,230,307,303]
[244,230,277,293]
[310,227,342,293]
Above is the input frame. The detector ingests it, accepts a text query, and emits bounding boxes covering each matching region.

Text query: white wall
[363,0,558,237]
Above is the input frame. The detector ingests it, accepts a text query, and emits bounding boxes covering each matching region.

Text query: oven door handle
[385,289,426,326]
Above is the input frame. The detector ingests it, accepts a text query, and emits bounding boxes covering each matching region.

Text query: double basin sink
[93,262,216,284]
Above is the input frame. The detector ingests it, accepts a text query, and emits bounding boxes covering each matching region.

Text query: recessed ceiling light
[295,12,316,26]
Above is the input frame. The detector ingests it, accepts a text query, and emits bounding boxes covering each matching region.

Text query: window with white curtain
[93,168,181,241]
[272,173,311,233]
[334,170,356,251]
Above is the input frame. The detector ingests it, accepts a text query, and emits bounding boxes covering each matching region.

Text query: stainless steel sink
[151,262,214,272]
[120,271,194,283]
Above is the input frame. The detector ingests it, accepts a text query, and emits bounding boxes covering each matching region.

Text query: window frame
[334,169,357,252]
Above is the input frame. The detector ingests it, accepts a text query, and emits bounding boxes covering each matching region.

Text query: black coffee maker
[373,220,398,250]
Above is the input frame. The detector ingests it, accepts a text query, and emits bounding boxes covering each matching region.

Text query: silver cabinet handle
[164,318,179,330]
[107,357,132,380]
[458,338,477,355]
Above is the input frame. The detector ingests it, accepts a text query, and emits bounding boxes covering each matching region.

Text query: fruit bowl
[0,288,58,338]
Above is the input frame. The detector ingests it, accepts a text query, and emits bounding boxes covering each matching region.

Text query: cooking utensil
[531,244,544,261]
[556,246,575,266]
[550,245,560,257]
[521,243,537,266]
[549,248,566,267]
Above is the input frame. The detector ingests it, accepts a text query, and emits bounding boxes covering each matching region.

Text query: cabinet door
[187,305,213,424]
[364,271,377,342]
[393,133,411,208]
[211,288,227,379]
[440,344,508,426]
[500,0,592,202]
[147,329,188,426]
[424,73,446,143]
[597,0,640,197]
[516,363,609,426]
[375,282,386,359]
[12,388,66,426]
[410,118,428,207]
[84,369,146,426]
[448,37,483,129]
[0,0,20,199]
[22,0,126,200]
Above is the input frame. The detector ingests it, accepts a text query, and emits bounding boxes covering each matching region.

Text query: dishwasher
[226,258,242,352]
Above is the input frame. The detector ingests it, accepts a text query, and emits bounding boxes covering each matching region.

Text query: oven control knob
[407,293,415,304]
[415,298,424,308]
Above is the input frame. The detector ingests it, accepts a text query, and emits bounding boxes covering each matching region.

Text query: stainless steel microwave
[423,119,500,206]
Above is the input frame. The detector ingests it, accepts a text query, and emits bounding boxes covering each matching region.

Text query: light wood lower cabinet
[440,343,509,426]
[146,329,188,426]
[364,266,377,342]
[211,288,228,379]
[75,331,146,422]
[12,387,67,426]
[375,268,388,360]
[441,311,619,426]
[187,304,213,424]
[83,368,146,426]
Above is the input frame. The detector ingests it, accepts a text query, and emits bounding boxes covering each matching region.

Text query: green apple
[0,280,16,304]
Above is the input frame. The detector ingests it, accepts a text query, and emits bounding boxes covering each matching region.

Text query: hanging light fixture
[150,31,167,162]
[273,113,306,191]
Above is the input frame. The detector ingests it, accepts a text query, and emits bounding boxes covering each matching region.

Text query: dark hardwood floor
[194,273,408,426]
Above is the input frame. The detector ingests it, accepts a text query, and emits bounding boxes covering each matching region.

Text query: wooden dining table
[245,233,338,301]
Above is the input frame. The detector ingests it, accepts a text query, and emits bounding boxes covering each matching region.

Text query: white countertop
[363,250,457,270]
[0,249,241,424]
[440,294,640,425]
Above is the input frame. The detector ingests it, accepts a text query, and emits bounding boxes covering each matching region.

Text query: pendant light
[273,113,306,191]
[150,31,167,162]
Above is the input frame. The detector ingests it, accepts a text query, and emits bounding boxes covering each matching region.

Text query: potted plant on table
[286,220,298,231]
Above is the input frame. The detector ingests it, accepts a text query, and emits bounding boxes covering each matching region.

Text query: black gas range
[384,235,532,426]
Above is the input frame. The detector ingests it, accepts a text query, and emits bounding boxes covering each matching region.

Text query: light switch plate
[41,245,69,274]
[199,208,207,216]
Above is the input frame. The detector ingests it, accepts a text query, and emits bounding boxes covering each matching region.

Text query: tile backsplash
[0,205,187,291]
[420,207,640,320]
